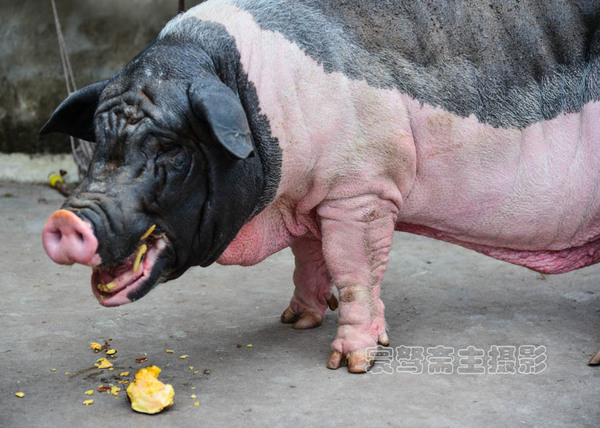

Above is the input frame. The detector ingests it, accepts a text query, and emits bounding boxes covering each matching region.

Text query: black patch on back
[230,0,600,128]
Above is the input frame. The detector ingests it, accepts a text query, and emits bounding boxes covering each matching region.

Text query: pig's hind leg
[280,237,339,329]
[318,194,396,373]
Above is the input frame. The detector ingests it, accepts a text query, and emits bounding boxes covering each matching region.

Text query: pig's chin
[91,235,169,307]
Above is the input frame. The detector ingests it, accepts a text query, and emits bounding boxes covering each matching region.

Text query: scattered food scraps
[136,357,148,364]
[83,400,94,406]
[95,358,113,369]
[106,349,117,356]
[84,390,94,396]
[15,392,25,398]
[120,371,130,377]
[179,355,189,359]
[166,350,174,354]
[90,343,102,351]
[127,366,174,414]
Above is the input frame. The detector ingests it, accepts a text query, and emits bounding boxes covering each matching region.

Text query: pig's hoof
[326,332,389,373]
[327,350,374,373]
[280,307,323,329]
[378,332,390,346]
[589,349,600,365]
[280,293,337,329]
[325,294,339,311]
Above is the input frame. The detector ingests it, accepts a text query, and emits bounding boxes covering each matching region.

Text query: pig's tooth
[133,244,148,272]
[140,225,156,240]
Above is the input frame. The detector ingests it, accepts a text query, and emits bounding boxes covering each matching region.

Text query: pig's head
[40,43,265,306]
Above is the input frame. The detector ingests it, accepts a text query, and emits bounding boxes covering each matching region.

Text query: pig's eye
[157,144,187,169]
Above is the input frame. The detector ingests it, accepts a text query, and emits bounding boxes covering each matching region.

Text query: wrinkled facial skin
[77,109,205,283]
[78,82,209,273]
[41,41,265,306]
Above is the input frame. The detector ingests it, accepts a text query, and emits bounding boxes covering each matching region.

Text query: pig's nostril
[77,232,84,242]
[51,230,62,242]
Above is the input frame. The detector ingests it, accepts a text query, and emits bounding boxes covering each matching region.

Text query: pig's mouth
[91,230,169,307]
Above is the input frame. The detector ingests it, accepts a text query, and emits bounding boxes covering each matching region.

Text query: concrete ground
[1,180,598,427]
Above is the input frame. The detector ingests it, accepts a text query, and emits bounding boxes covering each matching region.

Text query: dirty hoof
[589,349,600,365]
[280,306,297,324]
[326,350,374,373]
[280,293,337,329]
[280,307,323,329]
[326,294,339,311]
[327,350,346,369]
[378,332,390,346]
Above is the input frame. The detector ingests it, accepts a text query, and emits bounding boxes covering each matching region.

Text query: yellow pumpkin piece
[95,358,113,369]
[126,366,174,414]
[140,224,156,240]
[83,399,94,406]
[15,392,25,398]
[90,342,102,351]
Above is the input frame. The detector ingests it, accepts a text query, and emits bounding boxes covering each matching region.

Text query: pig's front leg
[281,237,338,329]
[318,195,396,373]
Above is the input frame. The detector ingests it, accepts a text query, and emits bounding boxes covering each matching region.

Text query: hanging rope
[50,0,95,180]
[49,0,185,184]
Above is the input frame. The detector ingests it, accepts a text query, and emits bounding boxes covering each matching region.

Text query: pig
[41,0,600,372]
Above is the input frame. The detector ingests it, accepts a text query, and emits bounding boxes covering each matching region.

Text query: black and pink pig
[41,0,600,371]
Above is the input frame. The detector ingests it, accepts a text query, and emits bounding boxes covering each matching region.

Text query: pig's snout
[42,209,101,266]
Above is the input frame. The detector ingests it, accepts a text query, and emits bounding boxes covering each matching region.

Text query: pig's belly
[397,100,600,274]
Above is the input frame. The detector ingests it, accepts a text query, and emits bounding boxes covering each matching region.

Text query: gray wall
[1,0,202,154]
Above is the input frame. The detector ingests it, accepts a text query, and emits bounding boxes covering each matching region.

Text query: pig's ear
[189,80,254,159]
[40,80,109,142]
